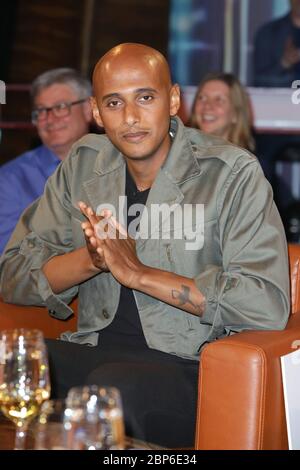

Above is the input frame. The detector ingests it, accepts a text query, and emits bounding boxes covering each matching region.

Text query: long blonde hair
[188,72,255,151]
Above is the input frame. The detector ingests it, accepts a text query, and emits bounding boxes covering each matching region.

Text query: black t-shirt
[99,166,150,347]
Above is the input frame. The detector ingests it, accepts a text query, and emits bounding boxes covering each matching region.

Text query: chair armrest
[0,296,77,339]
[195,313,300,450]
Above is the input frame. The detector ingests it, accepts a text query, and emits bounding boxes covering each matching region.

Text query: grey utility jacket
[0,117,290,360]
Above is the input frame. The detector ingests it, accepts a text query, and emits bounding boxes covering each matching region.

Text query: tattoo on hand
[172,285,204,314]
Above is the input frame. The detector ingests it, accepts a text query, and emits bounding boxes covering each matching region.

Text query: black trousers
[45,337,199,448]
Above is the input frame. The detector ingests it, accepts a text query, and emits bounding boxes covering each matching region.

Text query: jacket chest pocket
[159,218,218,277]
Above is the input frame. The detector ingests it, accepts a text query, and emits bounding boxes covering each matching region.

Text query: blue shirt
[0,145,60,254]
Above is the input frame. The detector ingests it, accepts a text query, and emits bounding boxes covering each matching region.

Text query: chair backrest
[196,243,300,450]
[288,243,300,315]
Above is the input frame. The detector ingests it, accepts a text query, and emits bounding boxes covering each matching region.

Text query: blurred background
[0,0,296,163]
[0,0,169,163]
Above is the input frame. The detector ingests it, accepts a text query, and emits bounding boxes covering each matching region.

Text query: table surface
[0,415,165,450]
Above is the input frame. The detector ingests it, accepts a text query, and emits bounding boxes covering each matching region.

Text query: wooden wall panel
[1,0,170,164]
[89,0,170,74]
[8,0,84,82]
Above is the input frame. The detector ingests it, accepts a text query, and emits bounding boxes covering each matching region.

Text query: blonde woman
[188,72,254,151]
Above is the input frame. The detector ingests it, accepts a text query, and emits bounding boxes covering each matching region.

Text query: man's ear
[90,96,104,128]
[169,84,181,116]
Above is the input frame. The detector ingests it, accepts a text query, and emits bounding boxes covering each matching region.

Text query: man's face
[91,58,179,163]
[34,83,91,159]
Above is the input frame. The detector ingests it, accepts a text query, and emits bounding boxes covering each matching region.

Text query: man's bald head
[90,42,180,164]
[93,43,172,93]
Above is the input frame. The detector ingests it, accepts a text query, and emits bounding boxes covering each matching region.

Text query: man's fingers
[80,203,129,241]
[84,227,95,238]
[96,246,105,257]
[78,201,102,226]
[78,201,88,215]
[108,216,128,237]
[87,207,98,224]
[81,221,93,232]
[89,236,98,247]
[79,201,93,222]
[99,209,113,219]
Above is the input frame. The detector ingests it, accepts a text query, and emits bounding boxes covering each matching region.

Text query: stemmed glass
[0,328,50,450]
[66,385,125,450]
[34,399,72,450]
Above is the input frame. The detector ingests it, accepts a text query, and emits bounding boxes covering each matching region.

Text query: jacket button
[48,309,56,316]
[102,309,109,319]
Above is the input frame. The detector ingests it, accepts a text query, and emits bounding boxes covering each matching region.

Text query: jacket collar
[92,139,125,176]
[161,116,202,185]
[82,116,202,218]
[91,116,201,182]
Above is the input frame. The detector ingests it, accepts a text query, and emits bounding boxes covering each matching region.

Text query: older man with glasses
[0,68,92,254]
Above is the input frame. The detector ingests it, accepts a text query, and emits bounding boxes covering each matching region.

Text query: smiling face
[34,83,92,160]
[194,79,236,140]
[91,44,180,166]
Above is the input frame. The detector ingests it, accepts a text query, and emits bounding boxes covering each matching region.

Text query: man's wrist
[134,265,157,292]
[132,265,154,291]
[81,247,102,275]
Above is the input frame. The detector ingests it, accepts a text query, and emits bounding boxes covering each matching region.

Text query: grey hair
[31,68,92,103]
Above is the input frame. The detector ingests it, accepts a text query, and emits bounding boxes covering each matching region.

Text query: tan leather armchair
[1,244,299,449]
[195,243,300,449]
[0,297,77,338]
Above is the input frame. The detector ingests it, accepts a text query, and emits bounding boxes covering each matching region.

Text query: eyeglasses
[31,98,88,123]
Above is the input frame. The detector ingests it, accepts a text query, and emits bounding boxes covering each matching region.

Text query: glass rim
[67,384,121,396]
[0,328,44,340]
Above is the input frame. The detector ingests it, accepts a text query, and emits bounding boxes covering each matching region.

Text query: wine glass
[0,328,50,450]
[66,385,125,450]
[34,399,73,450]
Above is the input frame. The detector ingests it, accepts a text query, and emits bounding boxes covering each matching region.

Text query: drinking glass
[0,329,50,450]
[66,385,125,450]
[34,399,72,450]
